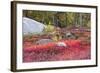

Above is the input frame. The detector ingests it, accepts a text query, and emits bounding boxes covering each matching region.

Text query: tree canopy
[23,10,91,28]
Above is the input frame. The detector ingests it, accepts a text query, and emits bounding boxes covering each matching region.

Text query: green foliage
[66,12,75,26]
[44,24,55,33]
[23,10,91,28]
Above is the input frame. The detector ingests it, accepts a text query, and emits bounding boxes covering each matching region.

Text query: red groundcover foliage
[23,39,91,62]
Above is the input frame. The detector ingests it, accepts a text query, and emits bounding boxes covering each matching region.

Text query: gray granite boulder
[23,17,46,35]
